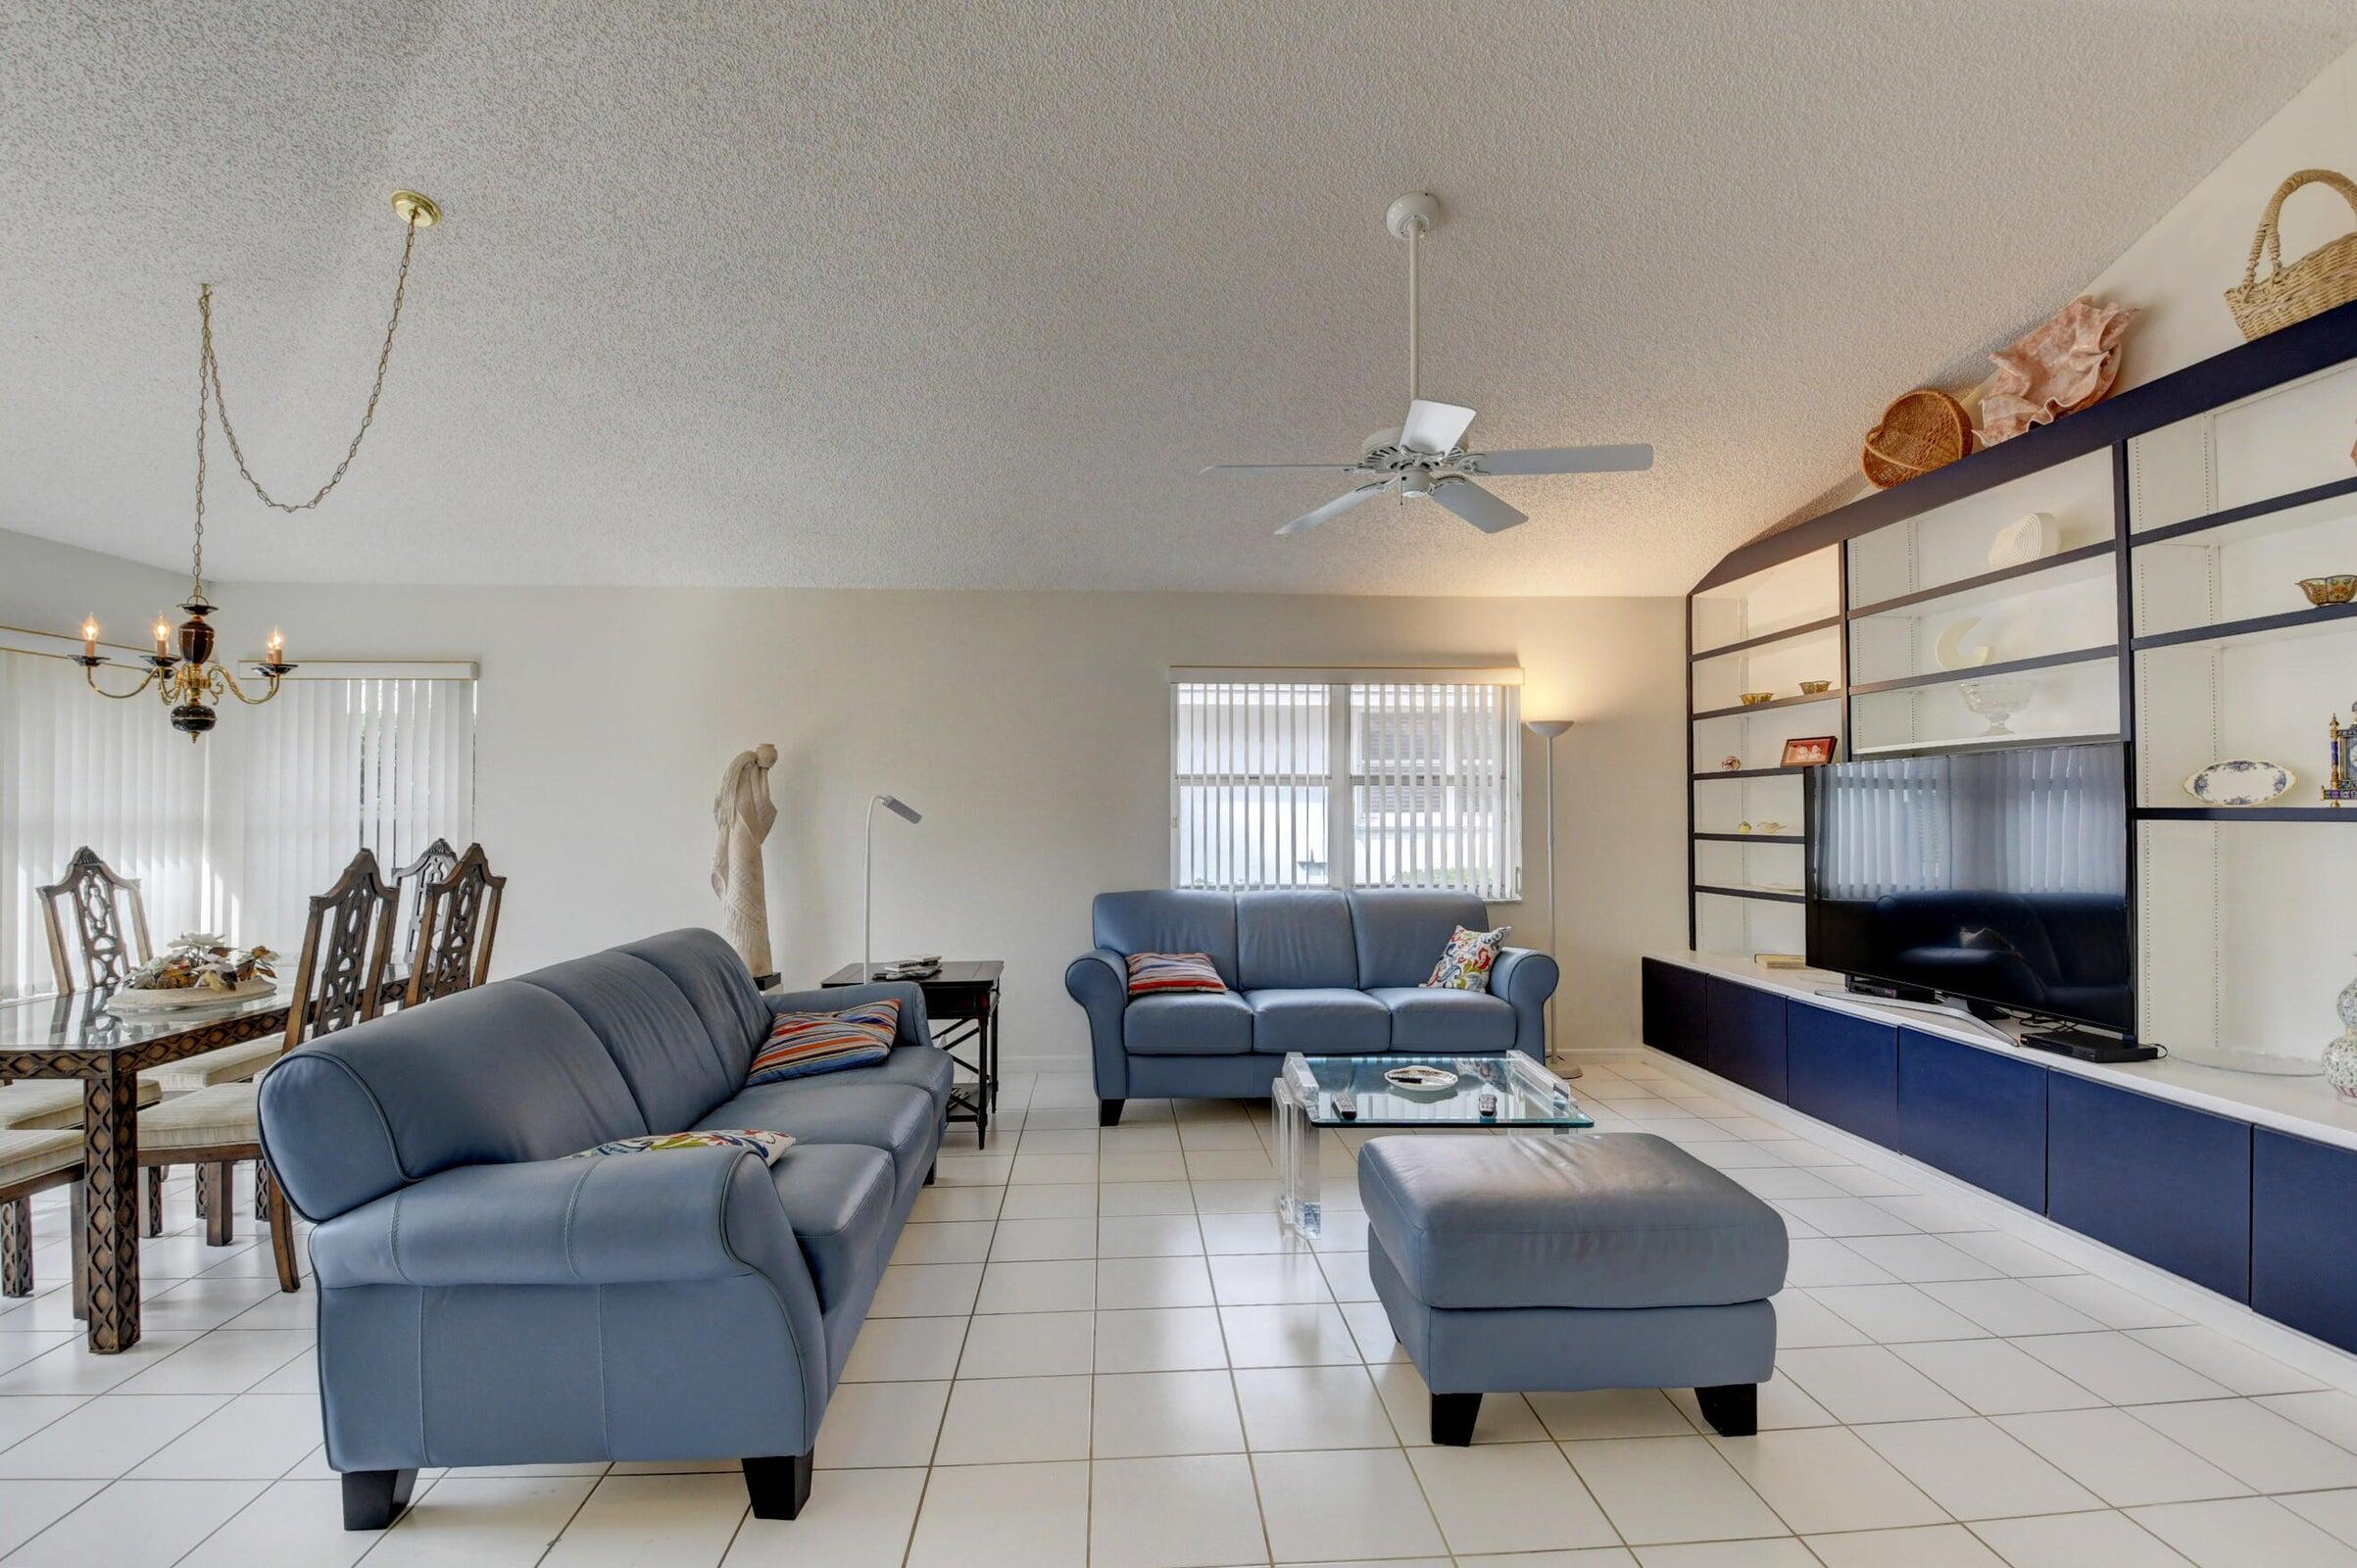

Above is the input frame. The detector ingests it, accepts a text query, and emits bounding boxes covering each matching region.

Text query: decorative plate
[1989,511,2059,568]
[1383,1065,1459,1092]
[2184,760,2295,807]
[107,976,276,1013]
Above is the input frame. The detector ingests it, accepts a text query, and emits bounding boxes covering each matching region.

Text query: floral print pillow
[1424,925,1509,992]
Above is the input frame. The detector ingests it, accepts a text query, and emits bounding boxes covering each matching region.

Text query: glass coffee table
[1271,1052,1594,1238]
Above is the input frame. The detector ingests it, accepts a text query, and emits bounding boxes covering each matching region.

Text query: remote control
[1478,1091,1498,1117]
[1335,1090,1358,1119]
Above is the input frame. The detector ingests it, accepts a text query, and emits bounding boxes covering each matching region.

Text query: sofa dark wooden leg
[924,1158,937,1187]
[1099,1098,1124,1127]
[341,1467,417,1530]
[1696,1383,1757,1438]
[744,1450,814,1520]
[1430,1392,1482,1446]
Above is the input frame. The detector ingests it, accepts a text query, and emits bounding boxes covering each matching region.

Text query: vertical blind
[0,650,475,999]
[1172,671,1521,901]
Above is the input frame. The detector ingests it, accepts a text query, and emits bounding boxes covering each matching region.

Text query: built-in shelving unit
[1683,299,2357,1061]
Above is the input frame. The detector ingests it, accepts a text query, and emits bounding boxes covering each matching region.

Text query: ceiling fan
[1204,192,1653,536]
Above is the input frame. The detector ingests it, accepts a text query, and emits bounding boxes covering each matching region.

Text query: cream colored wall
[2092,40,2357,392]
[2,527,1688,1069]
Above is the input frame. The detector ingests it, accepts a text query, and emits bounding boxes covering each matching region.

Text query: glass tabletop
[0,984,300,1054]
[1280,1053,1593,1129]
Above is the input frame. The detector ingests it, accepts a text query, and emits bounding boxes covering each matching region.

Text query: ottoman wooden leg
[1430,1392,1482,1446]
[1696,1383,1757,1438]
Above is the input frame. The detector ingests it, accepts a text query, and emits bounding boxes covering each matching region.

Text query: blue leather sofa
[256,928,949,1531]
[1066,889,1558,1124]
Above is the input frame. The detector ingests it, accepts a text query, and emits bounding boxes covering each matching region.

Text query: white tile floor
[7,1059,2357,1565]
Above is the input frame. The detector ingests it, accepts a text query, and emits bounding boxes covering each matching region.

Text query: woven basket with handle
[2224,169,2357,341]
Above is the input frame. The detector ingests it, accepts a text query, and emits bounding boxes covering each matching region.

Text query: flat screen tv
[1804,741,2132,1036]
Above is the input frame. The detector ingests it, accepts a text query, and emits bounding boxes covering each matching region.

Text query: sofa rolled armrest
[1065,948,1129,1099]
[307,1147,815,1298]
[1490,947,1560,1057]
[764,980,932,1048]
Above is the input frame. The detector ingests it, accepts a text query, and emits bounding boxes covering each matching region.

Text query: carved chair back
[281,850,402,1053]
[391,838,459,970]
[36,848,154,993]
[405,843,507,1006]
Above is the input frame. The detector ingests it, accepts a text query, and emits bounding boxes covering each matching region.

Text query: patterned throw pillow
[747,998,900,1085]
[568,1129,797,1165]
[1125,952,1226,996]
[1424,925,1509,991]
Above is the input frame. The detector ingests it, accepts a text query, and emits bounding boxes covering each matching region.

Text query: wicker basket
[2224,169,2357,341]
[1862,389,1976,488]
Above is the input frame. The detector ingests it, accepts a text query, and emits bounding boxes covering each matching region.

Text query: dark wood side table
[819,960,1002,1149]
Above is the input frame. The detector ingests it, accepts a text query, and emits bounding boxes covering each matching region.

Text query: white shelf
[2137,615,2356,810]
[1849,657,2119,757]
[2133,486,2357,639]
[1849,554,2117,688]
[2129,357,2357,532]
[1692,549,1841,659]
[1693,623,1842,712]
[1846,448,2115,611]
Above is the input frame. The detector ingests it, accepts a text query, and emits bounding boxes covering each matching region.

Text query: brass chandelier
[75,190,441,738]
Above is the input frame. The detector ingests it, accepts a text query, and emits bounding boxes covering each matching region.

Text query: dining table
[0,974,402,1353]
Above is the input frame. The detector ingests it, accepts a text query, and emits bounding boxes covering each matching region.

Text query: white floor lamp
[1524,719,1579,1077]
[864,794,922,981]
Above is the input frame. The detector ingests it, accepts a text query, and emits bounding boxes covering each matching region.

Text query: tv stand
[1811,984,2016,1046]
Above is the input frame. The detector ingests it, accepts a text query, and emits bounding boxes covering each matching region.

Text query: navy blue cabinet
[1786,1004,1898,1146]
[2253,1129,2357,1354]
[1705,977,1787,1101]
[1895,1027,2046,1211]
[1642,958,1708,1067]
[2047,1075,2251,1301]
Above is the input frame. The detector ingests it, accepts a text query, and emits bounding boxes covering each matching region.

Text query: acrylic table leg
[1272,1075,1321,1240]
[79,1066,142,1352]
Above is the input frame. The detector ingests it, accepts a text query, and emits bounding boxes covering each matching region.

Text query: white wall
[2091,40,2357,392]
[1,527,1688,1069]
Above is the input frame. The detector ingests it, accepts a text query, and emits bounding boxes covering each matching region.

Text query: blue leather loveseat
[1066,889,1558,1124]
[256,928,948,1531]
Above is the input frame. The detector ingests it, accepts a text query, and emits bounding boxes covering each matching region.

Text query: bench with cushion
[1360,1131,1788,1444]
[257,927,949,1531]
[1067,889,1558,1124]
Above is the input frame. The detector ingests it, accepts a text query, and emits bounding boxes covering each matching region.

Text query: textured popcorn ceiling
[1,2,2348,596]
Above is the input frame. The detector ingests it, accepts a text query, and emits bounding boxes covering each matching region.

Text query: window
[0,638,475,999]
[1171,668,1521,900]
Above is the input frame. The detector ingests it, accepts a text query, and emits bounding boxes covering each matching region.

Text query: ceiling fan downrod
[1386,192,1443,408]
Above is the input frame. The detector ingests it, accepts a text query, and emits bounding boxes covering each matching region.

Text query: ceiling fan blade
[1430,477,1527,534]
[1277,480,1391,536]
[1460,442,1654,476]
[1201,462,1364,475]
[1399,398,1477,455]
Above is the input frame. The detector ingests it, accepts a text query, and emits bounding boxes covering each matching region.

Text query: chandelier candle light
[71,190,439,738]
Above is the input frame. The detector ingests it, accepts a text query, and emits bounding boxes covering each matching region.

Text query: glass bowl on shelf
[1957,675,2038,736]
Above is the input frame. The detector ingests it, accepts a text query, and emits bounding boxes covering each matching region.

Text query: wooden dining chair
[36,847,152,993]
[391,838,460,990]
[405,844,506,1007]
[1,1131,85,1298]
[31,849,172,1231]
[160,850,401,1245]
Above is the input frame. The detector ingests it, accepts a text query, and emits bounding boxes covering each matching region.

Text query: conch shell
[1978,297,2136,445]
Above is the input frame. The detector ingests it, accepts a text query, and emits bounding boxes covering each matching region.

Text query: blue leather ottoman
[1359,1132,1788,1444]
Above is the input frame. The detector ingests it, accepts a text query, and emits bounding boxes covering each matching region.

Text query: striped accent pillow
[748,999,900,1085]
[568,1129,797,1165]
[1125,952,1226,996]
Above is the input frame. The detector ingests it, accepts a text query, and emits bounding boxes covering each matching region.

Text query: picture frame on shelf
[1782,735,1838,767]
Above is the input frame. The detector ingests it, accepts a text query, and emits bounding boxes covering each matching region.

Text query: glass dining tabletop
[0,968,410,1057]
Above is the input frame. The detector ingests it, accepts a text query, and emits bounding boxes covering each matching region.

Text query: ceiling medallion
[74,190,441,739]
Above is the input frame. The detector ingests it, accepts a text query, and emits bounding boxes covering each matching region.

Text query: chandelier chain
[199,213,420,521]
